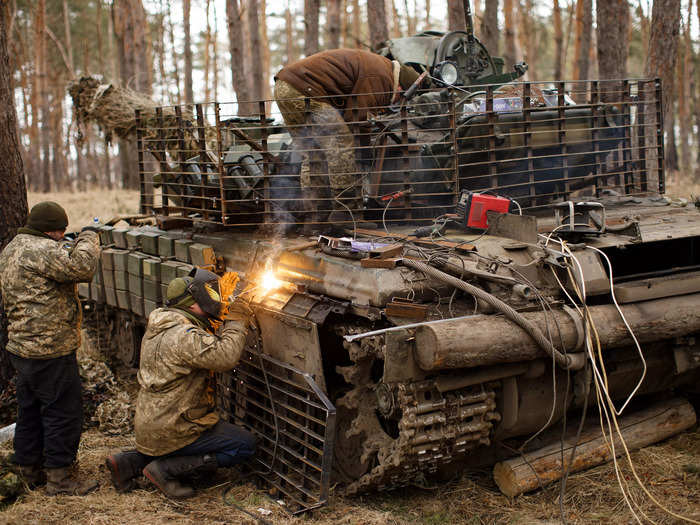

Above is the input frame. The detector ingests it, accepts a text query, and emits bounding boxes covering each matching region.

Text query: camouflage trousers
[274,80,358,196]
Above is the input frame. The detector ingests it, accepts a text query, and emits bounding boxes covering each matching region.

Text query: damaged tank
[75,21,700,516]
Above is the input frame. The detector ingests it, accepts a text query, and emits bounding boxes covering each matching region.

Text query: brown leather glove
[223,298,255,324]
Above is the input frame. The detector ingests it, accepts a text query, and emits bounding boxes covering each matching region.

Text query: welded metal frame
[135,78,664,227]
[216,348,336,515]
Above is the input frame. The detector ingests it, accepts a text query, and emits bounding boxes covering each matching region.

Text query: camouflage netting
[78,355,134,436]
[68,76,211,160]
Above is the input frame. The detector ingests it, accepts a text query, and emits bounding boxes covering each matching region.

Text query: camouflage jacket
[134,308,248,456]
[0,229,100,359]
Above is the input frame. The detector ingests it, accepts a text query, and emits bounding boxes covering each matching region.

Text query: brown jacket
[275,49,396,121]
[134,308,248,456]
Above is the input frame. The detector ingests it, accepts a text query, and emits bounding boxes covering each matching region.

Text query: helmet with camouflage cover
[165,268,223,319]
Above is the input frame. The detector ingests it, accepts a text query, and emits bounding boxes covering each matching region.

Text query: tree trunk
[390,0,402,39]
[404,0,415,35]
[352,0,361,48]
[259,0,269,103]
[480,0,499,55]
[0,3,29,389]
[36,0,51,192]
[503,0,518,69]
[518,0,538,81]
[227,0,254,115]
[304,0,320,56]
[572,0,592,102]
[425,0,430,28]
[553,0,563,79]
[677,2,691,173]
[183,0,193,104]
[166,2,181,105]
[367,1,389,50]
[247,0,264,103]
[447,0,466,30]
[596,0,629,102]
[644,0,681,161]
[666,101,679,172]
[204,0,212,102]
[285,3,296,65]
[327,0,341,49]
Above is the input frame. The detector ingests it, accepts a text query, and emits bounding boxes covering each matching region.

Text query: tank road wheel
[115,312,144,368]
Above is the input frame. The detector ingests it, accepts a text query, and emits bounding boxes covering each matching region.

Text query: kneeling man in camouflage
[106,268,256,498]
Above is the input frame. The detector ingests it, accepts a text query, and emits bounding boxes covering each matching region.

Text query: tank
[76,29,700,516]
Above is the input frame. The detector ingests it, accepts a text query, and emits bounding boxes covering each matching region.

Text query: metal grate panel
[216,348,336,515]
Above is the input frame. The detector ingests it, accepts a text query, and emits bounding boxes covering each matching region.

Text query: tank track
[340,378,500,494]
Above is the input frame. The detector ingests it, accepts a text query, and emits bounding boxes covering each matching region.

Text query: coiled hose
[402,258,586,370]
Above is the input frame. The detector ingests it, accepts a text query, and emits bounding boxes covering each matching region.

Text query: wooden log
[493,398,696,497]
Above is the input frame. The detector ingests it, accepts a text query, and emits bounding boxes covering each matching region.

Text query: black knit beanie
[26,201,69,232]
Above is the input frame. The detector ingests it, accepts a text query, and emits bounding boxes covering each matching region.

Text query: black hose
[401,258,585,370]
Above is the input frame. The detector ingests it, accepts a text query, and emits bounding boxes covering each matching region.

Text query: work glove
[223,298,255,325]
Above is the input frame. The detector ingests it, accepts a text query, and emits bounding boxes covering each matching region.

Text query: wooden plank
[361,257,399,269]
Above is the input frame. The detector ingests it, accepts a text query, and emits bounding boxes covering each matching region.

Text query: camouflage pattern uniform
[0,229,100,359]
[274,79,357,195]
[134,308,249,456]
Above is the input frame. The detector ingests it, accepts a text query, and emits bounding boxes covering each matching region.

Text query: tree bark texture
[285,4,297,65]
[503,0,518,68]
[0,3,29,387]
[677,1,692,173]
[447,0,466,31]
[260,0,270,103]
[367,0,389,50]
[596,0,630,102]
[572,0,592,101]
[327,0,341,49]
[553,0,563,79]
[183,0,193,104]
[304,0,320,56]
[352,0,361,48]
[644,0,681,162]
[227,0,253,115]
[480,0,499,56]
[518,0,538,80]
[493,398,696,497]
[247,0,264,103]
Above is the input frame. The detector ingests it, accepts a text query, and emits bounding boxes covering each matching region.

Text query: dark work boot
[13,463,46,489]
[143,455,217,499]
[105,450,150,493]
[45,464,99,496]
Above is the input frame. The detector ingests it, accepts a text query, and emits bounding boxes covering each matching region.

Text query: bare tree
[247,0,264,104]
[327,0,342,49]
[480,0,499,55]
[644,0,681,133]
[572,0,593,101]
[0,2,29,387]
[677,0,692,172]
[518,0,538,81]
[285,2,297,64]
[260,0,271,103]
[227,0,253,115]
[553,0,563,78]
[447,0,466,30]
[503,0,518,68]
[368,1,389,49]
[596,0,629,102]
[304,0,320,56]
[183,0,193,104]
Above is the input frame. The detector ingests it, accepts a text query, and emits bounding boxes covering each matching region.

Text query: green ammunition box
[90,283,105,303]
[144,299,158,317]
[176,264,193,278]
[128,252,148,276]
[114,270,129,291]
[78,283,90,299]
[160,284,169,304]
[116,289,130,310]
[112,249,130,272]
[100,249,115,270]
[92,263,103,285]
[140,232,160,255]
[105,286,117,307]
[126,230,142,250]
[128,273,144,296]
[129,294,144,317]
[142,279,161,302]
[158,236,175,258]
[111,228,129,249]
[160,261,181,284]
[174,239,193,263]
[98,225,114,245]
[101,268,115,289]
[189,243,216,267]
[142,258,161,281]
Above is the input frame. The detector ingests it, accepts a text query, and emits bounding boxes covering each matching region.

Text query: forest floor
[8,180,698,524]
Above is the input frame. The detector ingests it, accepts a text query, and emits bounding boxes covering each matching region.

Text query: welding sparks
[259,259,282,294]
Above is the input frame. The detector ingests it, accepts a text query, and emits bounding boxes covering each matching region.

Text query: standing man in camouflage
[106,268,256,498]
[274,49,420,227]
[0,201,101,495]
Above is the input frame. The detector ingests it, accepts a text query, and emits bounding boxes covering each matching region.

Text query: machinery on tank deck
[75,20,700,515]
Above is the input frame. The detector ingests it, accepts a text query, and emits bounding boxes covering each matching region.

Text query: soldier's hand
[223,299,255,324]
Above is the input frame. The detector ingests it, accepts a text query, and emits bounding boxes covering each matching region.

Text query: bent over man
[106,268,256,498]
[274,49,420,224]
[0,201,101,495]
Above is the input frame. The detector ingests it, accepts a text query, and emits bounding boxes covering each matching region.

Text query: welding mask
[186,267,223,319]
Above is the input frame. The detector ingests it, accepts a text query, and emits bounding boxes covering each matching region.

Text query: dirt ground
[0,423,698,525]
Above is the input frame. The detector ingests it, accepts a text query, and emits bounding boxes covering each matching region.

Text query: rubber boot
[105,449,150,493]
[13,463,46,489]
[45,464,99,496]
[143,454,217,499]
